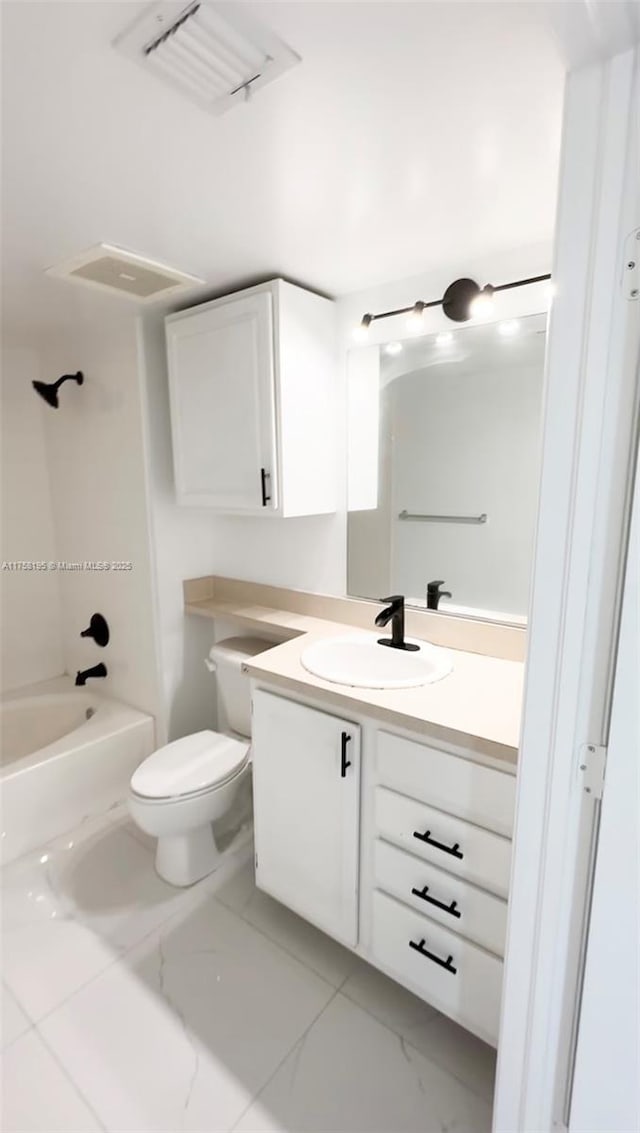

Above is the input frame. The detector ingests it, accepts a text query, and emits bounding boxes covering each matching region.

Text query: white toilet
[128,636,270,887]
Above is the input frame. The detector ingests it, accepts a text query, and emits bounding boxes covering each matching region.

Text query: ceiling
[1,1,566,340]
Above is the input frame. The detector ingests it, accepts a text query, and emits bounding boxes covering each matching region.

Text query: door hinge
[578,744,607,800]
[623,228,639,300]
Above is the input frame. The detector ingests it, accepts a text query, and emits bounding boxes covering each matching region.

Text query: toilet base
[155,823,221,887]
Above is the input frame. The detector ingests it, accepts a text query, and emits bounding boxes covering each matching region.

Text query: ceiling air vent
[114,1,301,116]
[45,244,205,302]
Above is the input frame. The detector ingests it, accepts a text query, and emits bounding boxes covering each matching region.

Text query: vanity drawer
[377,731,515,837]
[371,890,503,1047]
[374,839,508,956]
[375,787,512,898]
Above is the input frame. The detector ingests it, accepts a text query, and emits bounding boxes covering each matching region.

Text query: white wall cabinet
[251,689,361,946]
[250,679,516,1047]
[165,279,336,515]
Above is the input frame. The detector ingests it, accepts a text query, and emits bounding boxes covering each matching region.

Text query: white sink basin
[300,633,453,690]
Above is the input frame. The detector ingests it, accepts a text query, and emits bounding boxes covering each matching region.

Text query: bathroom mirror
[347,312,546,624]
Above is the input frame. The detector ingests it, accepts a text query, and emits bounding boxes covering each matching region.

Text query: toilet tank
[207,636,272,738]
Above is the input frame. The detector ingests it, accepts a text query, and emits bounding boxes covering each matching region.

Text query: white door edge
[494,45,639,1133]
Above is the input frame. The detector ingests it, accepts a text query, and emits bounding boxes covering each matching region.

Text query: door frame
[494,39,639,1133]
[568,445,639,1131]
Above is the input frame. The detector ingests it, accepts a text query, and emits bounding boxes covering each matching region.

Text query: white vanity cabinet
[251,689,361,947]
[165,279,336,515]
[250,680,517,1047]
[367,729,515,1044]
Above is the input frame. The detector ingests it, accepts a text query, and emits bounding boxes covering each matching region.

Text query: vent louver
[114,1,301,116]
[45,244,205,302]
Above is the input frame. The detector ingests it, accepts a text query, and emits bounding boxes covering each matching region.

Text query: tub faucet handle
[80,613,109,647]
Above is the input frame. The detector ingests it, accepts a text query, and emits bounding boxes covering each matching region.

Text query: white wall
[209,513,346,594]
[1,348,64,690]
[390,357,543,616]
[347,347,393,600]
[140,314,221,744]
[41,316,161,722]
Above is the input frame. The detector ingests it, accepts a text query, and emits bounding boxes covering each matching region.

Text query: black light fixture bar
[368,297,443,324]
[491,273,552,294]
[358,272,551,329]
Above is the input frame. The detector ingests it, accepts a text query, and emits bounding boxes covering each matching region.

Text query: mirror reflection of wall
[347,313,546,624]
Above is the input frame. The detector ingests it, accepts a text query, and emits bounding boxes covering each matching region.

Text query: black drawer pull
[341,732,352,778]
[260,468,271,507]
[411,885,461,919]
[413,829,463,860]
[409,937,457,974]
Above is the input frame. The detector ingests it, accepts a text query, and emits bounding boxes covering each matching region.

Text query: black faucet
[427,580,452,610]
[375,596,420,652]
[75,662,107,686]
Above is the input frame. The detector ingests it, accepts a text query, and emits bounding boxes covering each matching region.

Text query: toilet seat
[130,730,250,802]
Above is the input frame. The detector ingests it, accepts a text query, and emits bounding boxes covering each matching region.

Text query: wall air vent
[45,244,205,302]
[114,1,301,116]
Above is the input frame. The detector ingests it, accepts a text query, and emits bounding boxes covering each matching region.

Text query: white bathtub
[0,677,154,865]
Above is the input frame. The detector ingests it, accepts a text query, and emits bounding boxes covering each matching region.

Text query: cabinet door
[166,291,277,510]
[252,689,361,947]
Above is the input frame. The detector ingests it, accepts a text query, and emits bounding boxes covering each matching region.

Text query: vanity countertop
[245,632,521,769]
[185,596,342,637]
[186,592,523,770]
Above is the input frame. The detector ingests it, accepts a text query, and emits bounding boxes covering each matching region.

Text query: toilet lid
[130,730,249,800]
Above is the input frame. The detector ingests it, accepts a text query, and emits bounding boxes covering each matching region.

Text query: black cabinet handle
[411,885,461,919]
[409,938,457,974]
[260,468,271,507]
[341,732,352,778]
[413,829,463,860]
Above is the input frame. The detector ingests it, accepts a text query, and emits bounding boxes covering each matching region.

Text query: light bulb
[470,287,495,321]
[498,319,520,337]
[384,341,403,356]
[353,313,373,343]
[435,331,454,347]
[407,301,425,332]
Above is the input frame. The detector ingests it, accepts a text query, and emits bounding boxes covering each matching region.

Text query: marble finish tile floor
[1,806,495,1132]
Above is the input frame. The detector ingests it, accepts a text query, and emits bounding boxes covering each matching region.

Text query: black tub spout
[75,662,107,686]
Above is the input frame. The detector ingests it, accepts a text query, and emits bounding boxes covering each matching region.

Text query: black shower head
[33,380,61,407]
[32,371,83,408]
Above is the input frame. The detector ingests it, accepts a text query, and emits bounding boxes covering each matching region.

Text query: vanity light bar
[354,272,552,338]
